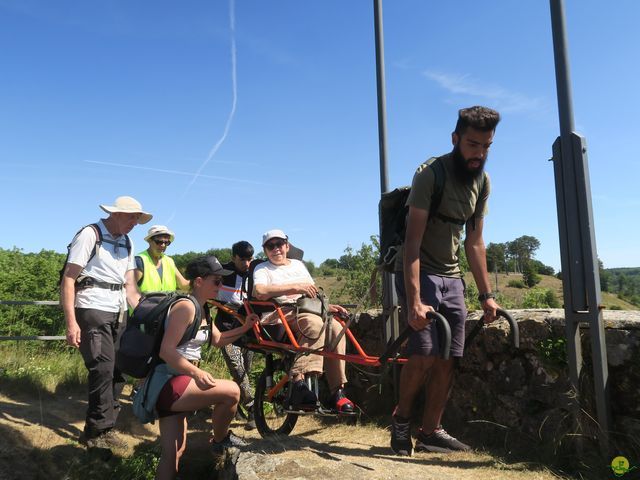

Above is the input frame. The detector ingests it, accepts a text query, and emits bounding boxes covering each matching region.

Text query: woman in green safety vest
[134,225,189,293]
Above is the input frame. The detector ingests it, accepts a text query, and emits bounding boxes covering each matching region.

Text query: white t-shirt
[67,220,136,313]
[253,259,314,304]
[217,273,244,306]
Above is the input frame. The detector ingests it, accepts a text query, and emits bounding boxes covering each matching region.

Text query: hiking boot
[211,430,249,456]
[288,380,318,411]
[84,429,126,450]
[390,414,413,456]
[245,408,256,431]
[329,388,354,414]
[415,427,471,453]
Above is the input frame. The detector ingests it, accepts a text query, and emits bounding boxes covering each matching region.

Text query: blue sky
[1,0,638,271]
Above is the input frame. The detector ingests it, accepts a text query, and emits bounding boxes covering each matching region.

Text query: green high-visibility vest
[138,250,179,293]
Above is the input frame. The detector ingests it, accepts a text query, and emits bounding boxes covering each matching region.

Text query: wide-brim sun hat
[262,229,288,246]
[99,196,153,224]
[144,225,175,243]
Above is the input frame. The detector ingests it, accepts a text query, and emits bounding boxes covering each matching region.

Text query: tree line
[485,235,554,276]
[1,235,635,337]
[600,264,640,306]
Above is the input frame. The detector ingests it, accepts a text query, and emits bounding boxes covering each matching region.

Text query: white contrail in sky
[167,0,239,222]
[85,160,271,186]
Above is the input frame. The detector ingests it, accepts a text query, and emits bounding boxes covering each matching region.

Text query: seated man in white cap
[252,229,355,413]
[134,225,189,293]
[60,195,152,451]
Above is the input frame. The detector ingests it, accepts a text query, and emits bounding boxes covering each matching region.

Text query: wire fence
[0,300,65,341]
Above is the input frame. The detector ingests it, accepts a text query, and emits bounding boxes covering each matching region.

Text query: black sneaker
[288,380,318,411]
[415,427,471,453]
[390,414,413,456]
[211,430,249,456]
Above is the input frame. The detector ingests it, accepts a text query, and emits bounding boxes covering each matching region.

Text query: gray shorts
[395,273,467,358]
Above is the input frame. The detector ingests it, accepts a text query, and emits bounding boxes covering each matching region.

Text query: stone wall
[347,308,640,467]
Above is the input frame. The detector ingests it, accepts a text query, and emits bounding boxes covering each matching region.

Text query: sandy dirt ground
[0,383,574,480]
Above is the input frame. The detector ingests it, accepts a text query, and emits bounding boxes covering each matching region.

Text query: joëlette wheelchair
[210,247,519,438]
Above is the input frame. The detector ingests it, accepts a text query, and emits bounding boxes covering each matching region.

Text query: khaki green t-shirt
[405,153,490,277]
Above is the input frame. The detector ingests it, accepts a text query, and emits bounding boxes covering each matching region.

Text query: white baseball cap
[262,229,288,246]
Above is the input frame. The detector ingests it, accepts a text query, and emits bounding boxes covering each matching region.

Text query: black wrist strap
[478,292,496,302]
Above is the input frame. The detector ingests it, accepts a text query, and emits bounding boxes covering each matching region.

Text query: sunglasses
[153,239,171,246]
[264,239,286,251]
[211,277,222,286]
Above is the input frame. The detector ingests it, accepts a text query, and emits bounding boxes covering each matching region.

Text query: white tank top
[166,301,210,361]
[176,327,210,361]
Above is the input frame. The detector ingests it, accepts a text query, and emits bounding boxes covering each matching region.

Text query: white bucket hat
[99,196,152,224]
[144,225,175,243]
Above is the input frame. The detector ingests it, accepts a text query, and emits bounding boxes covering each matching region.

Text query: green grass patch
[0,343,85,393]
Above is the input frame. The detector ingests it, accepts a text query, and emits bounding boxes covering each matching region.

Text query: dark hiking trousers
[76,308,126,437]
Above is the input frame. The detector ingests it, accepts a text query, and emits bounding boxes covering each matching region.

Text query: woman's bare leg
[170,378,240,442]
[156,413,187,480]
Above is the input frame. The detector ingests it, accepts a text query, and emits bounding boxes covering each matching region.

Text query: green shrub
[337,237,381,308]
[537,336,567,368]
[0,248,66,336]
[495,292,515,309]
[522,288,560,308]
[523,261,541,288]
[507,279,526,289]
[464,282,481,311]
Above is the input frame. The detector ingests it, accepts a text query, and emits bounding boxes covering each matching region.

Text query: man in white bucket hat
[134,225,189,294]
[60,195,152,451]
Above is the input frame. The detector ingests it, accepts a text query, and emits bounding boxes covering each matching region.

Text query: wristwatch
[478,292,496,302]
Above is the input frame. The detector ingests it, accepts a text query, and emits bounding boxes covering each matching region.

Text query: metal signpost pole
[549,0,610,451]
[373,0,400,399]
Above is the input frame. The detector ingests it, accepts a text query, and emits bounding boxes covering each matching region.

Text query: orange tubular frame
[208,299,407,368]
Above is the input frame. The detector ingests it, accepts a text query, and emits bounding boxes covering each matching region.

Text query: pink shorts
[156,375,192,417]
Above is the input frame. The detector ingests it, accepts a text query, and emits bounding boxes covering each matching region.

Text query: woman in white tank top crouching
[155,255,257,480]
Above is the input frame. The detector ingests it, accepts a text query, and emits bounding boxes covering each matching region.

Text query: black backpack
[59,223,131,285]
[378,156,487,272]
[116,292,203,378]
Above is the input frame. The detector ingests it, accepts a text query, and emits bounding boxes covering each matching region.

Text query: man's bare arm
[253,282,317,301]
[125,270,142,309]
[403,206,433,330]
[60,263,82,348]
[464,217,499,321]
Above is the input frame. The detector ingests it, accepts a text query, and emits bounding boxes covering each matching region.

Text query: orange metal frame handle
[209,299,407,368]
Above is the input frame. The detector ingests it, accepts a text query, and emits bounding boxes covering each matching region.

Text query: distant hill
[606,267,640,275]
[316,272,639,311]
[602,267,640,307]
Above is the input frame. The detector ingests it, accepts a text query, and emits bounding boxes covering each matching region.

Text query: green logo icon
[611,456,637,477]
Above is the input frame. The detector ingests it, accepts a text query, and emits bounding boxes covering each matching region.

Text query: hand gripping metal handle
[464,308,520,350]
[378,310,451,365]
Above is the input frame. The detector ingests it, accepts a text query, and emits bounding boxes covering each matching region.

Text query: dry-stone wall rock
[346,308,640,461]
[222,309,640,478]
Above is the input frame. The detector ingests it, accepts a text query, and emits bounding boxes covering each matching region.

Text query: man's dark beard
[452,145,486,183]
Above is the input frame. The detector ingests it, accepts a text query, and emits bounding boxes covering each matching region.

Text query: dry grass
[242,416,567,480]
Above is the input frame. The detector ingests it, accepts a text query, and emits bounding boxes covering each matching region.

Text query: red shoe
[331,388,354,413]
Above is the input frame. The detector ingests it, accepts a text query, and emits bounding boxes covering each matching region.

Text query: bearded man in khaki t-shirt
[390,106,502,456]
